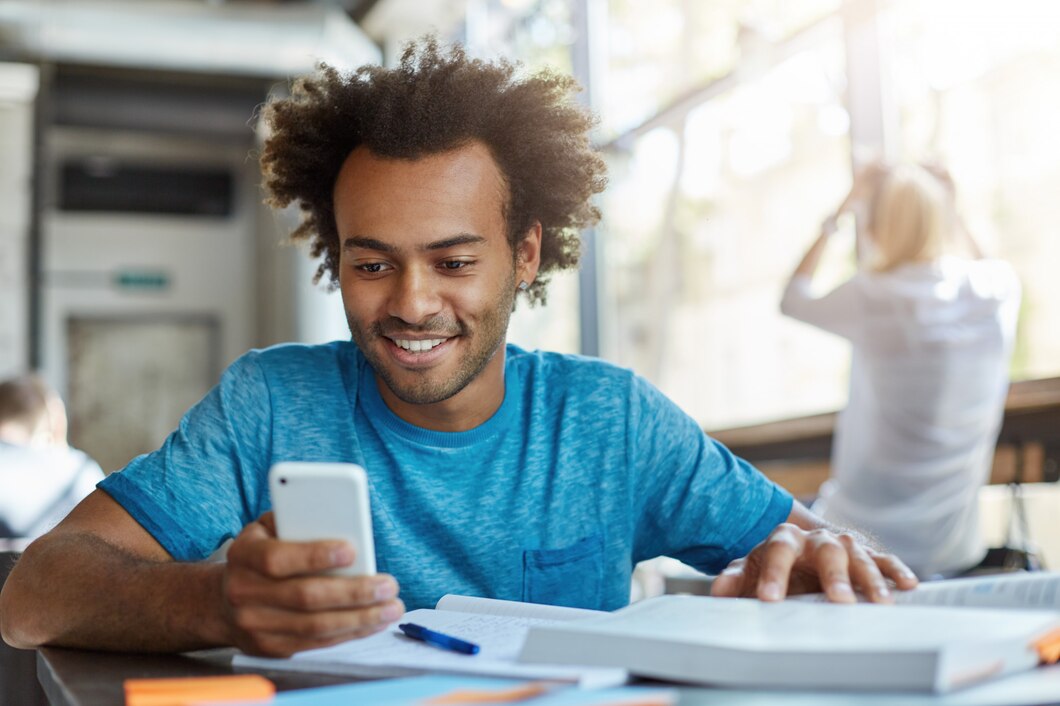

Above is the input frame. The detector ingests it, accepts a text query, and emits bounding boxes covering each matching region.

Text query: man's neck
[374,347,508,432]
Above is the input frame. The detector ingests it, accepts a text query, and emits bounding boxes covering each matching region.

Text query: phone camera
[279,477,287,485]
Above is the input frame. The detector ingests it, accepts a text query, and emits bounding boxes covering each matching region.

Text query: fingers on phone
[234,537,356,579]
[256,511,277,536]
[269,576,399,611]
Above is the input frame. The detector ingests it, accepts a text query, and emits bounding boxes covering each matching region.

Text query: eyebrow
[342,233,487,253]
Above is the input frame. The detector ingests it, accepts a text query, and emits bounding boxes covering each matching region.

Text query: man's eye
[358,263,387,273]
[441,260,471,271]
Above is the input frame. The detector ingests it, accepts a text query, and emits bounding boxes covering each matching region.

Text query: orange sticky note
[124,674,275,706]
[1033,627,1060,665]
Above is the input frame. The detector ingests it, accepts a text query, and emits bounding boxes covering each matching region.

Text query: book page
[435,594,606,622]
[541,594,1058,651]
[787,572,1060,610]
[896,572,1060,609]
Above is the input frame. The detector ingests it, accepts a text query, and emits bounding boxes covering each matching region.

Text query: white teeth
[393,338,446,352]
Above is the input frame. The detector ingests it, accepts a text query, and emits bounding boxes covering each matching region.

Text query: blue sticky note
[218,675,547,706]
[216,675,675,706]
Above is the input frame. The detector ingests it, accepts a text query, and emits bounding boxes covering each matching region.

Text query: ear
[515,220,542,286]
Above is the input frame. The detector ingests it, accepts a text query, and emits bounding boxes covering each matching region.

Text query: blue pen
[398,622,480,655]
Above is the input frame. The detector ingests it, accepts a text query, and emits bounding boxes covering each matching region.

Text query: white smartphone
[268,462,377,576]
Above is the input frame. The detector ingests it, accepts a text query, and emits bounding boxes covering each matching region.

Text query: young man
[1,39,916,658]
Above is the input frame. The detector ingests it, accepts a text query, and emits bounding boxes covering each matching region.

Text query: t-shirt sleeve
[98,351,273,561]
[629,375,792,574]
[780,274,864,341]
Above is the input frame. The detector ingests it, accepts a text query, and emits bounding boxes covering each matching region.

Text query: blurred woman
[780,163,1021,578]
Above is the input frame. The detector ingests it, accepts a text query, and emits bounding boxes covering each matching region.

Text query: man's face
[332,141,539,425]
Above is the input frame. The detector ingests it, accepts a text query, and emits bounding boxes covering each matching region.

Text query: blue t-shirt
[100,342,791,611]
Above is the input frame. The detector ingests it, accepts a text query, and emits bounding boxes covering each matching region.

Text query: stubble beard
[348,268,517,406]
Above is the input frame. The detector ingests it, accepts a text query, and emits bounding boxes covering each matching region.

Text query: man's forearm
[1,532,230,652]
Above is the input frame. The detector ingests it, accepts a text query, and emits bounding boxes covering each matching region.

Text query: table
[36,646,1060,706]
[37,647,353,706]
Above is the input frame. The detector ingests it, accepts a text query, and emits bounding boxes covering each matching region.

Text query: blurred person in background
[0,374,104,542]
[780,163,1021,579]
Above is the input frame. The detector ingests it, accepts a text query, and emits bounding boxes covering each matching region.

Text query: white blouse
[0,441,104,539]
[781,256,1021,577]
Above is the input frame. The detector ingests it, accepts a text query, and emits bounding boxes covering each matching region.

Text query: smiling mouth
[388,337,450,353]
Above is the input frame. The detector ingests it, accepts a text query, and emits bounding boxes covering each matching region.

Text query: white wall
[0,63,37,378]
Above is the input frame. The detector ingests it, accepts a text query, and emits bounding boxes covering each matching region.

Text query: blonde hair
[868,164,956,272]
[0,373,66,446]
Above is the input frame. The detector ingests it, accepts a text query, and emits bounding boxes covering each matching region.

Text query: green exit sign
[114,270,170,290]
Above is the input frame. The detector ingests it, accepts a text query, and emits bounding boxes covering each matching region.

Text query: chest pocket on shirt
[522,534,604,609]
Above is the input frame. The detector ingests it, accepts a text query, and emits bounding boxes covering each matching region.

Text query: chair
[0,551,48,706]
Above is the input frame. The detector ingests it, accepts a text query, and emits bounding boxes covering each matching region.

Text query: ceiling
[0,0,470,77]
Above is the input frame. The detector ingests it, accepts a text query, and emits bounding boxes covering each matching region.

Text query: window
[600,13,851,428]
[468,0,1060,428]
[887,0,1060,381]
[601,0,840,138]
[464,0,582,355]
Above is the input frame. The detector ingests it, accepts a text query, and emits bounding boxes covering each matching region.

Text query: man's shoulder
[217,341,360,408]
[242,339,354,365]
[506,345,648,413]
[507,345,636,386]
[230,340,358,377]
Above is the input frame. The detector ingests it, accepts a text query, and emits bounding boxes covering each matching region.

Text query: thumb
[710,560,752,598]
[257,511,277,537]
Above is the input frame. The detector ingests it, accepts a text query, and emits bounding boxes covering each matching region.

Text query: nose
[387,267,443,326]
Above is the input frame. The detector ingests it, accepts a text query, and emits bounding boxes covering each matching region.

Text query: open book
[232,595,627,688]
[518,572,1060,694]
[798,571,1060,609]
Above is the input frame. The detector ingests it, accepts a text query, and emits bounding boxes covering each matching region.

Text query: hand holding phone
[221,464,398,656]
[268,462,376,576]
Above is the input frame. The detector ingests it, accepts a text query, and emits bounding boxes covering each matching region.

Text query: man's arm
[0,491,228,651]
[710,500,919,604]
[0,490,402,655]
